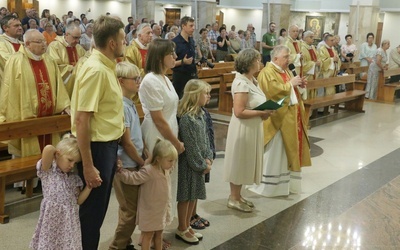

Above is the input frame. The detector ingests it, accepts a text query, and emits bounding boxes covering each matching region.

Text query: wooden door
[165,8,181,28]
[217,10,224,26]
[375,22,383,48]
[8,0,39,20]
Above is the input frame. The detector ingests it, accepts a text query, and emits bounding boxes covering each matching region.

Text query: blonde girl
[30,136,91,250]
[116,139,178,250]
[175,79,213,245]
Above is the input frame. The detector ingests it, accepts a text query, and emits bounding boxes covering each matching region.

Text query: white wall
[381,12,400,48]
[338,13,349,42]
[0,0,6,8]
[39,0,131,24]
[217,8,263,40]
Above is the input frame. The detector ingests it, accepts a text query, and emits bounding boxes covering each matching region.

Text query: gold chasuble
[319,44,341,95]
[0,46,70,156]
[257,63,311,171]
[47,36,86,97]
[0,35,23,93]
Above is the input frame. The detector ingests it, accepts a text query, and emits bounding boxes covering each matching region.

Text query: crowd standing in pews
[0,5,383,249]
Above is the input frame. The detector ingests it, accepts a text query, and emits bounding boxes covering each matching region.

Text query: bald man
[285,25,302,75]
[0,29,70,156]
[47,23,86,97]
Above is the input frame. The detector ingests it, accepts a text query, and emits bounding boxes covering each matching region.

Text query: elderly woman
[250,45,311,197]
[42,22,56,45]
[359,33,377,69]
[80,23,93,50]
[241,30,252,50]
[365,40,390,99]
[223,48,272,212]
[196,28,214,61]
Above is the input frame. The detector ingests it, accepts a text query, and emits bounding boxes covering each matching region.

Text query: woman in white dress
[224,48,273,213]
[139,38,185,248]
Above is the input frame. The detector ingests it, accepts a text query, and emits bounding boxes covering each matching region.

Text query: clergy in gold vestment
[318,34,341,95]
[0,15,24,92]
[0,30,70,157]
[124,23,152,104]
[125,23,152,76]
[301,31,321,99]
[248,45,311,197]
[285,25,302,76]
[47,23,86,97]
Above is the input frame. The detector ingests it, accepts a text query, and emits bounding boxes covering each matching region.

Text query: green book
[253,96,287,110]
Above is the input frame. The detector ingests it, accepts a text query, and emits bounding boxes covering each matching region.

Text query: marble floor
[2,101,400,249]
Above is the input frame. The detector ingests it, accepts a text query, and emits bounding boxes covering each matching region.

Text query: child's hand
[143,158,151,166]
[116,159,123,173]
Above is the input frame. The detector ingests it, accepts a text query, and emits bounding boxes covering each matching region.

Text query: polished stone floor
[2,101,400,249]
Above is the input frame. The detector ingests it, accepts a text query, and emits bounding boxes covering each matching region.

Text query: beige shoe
[175,228,199,245]
[227,196,253,212]
[188,226,203,240]
[240,197,255,208]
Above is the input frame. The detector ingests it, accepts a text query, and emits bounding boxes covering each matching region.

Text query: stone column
[348,0,380,50]
[191,0,217,32]
[135,0,155,21]
[262,0,291,37]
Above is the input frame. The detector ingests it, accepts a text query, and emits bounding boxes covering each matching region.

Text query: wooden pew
[304,74,366,128]
[376,68,400,103]
[214,68,264,115]
[197,67,235,91]
[217,73,236,115]
[0,115,71,223]
[346,66,369,90]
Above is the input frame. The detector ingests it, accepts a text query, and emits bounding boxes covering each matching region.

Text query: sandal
[190,216,205,230]
[162,239,171,250]
[194,214,210,227]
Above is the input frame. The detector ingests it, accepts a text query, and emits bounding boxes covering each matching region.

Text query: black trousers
[78,140,118,250]
[172,71,198,99]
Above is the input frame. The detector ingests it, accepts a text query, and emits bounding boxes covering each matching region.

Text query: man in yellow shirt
[71,15,125,250]
[48,23,86,97]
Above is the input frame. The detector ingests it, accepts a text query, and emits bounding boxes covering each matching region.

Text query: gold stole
[279,71,303,165]
[66,46,78,66]
[29,58,54,150]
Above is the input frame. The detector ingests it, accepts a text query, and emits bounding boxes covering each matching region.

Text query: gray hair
[137,23,151,35]
[65,23,80,34]
[288,25,298,31]
[235,48,260,74]
[381,39,390,46]
[165,32,175,40]
[23,29,40,42]
[302,30,314,38]
[85,23,93,29]
[271,45,290,60]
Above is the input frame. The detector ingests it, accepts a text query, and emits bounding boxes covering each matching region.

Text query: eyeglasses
[123,76,141,82]
[29,40,46,44]
[67,33,81,40]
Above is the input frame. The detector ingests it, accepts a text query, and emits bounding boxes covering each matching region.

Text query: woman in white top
[224,48,272,213]
[139,38,185,250]
[359,32,377,67]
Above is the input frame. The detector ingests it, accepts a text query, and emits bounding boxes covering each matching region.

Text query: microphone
[288,63,297,77]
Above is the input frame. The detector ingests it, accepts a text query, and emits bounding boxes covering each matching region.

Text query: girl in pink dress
[30,137,92,250]
[116,139,178,250]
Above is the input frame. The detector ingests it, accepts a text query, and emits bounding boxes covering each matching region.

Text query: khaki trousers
[109,168,140,249]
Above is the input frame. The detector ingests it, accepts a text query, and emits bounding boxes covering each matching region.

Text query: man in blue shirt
[172,16,197,98]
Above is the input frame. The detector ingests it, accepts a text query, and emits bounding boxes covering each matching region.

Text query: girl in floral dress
[30,137,91,250]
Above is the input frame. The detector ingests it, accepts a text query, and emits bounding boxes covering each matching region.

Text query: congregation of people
[1,4,400,250]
